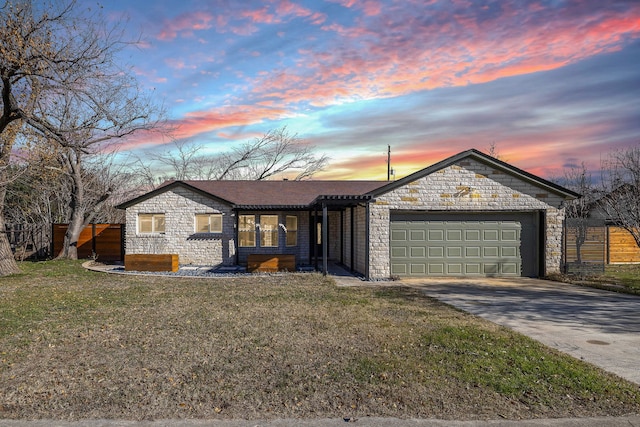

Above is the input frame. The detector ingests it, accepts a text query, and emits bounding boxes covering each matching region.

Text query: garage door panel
[466,247,481,257]
[502,247,517,257]
[391,263,407,274]
[483,230,499,241]
[502,229,518,241]
[447,247,462,257]
[410,230,425,241]
[484,264,499,274]
[390,213,536,277]
[447,230,462,241]
[502,263,519,274]
[465,230,481,241]
[391,247,407,257]
[428,264,443,274]
[483,246,499,257]
[410,247,425,258]
[428,246,444,257]
[411,264,426,274]
[428,230,444,241]
[391,230,407,241]
[447,264,463,274]
[465,263,481,274]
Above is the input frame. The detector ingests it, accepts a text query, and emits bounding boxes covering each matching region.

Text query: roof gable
[370,149,580,199]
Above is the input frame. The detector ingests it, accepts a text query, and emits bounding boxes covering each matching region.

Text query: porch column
[313,207,318,271]
[365,202,370,280]
[350,206,355,272]
[340,210,344,265]
[322,202,328,276]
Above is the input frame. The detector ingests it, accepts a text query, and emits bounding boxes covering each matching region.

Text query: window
[195,213,222,233]
[286,215,298,246]
[260,215,279,247]
[239,215,255,247]
[138,213,165,233]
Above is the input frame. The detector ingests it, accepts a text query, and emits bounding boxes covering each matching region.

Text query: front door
[312,215,328,260]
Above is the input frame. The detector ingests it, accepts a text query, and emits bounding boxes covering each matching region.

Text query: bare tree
[134,127,329,187]
[486,142,508,161]
[48,76,162,259]
[599,144,640,248]
[0,0,162,272]
[561,163,593,264]
[132,139,205,188]
[218,127,328,180]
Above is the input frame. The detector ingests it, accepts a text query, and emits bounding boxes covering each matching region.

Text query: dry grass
[1,260,639,421]
[550,264,640,295]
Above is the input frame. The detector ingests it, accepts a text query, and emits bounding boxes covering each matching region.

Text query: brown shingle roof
[181,180,386,207]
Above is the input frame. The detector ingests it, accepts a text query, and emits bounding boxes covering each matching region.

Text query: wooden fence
[52,223,124,262]
[564,219,640,273]
[607,226,640,263]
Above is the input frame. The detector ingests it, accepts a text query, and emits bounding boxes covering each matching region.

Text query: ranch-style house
[117,149,579,279]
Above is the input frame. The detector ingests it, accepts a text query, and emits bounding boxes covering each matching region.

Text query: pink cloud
[156,11,215,41]
[241,6,279,24]
[275,0,326,24]
[247,2,640,110]
[118,105,288,151]
[164,58,196,70]
[132,67,167,84]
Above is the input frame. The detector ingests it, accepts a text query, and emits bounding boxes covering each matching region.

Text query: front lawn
[1,260,639,421]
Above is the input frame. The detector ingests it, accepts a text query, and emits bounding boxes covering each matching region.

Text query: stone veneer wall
[367,158,566,280]
[125,186,236,266]
[340,206,368,276]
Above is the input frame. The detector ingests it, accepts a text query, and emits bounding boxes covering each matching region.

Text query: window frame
[195,213,223,233]
[260,215,279,248]
[286,215,298,247]
[138,213,166,234]
[238,214,256,247]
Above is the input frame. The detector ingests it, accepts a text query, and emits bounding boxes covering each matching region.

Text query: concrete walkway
[376,276,640,386]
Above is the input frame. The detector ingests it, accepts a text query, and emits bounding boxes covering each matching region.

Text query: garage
[390,212,540,277]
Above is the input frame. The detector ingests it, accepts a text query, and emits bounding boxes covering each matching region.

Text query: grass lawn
[557,264,640,295]
[1,261,639,421]
[603,264,640,291]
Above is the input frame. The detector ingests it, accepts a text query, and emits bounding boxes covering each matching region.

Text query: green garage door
[390,213,538,277]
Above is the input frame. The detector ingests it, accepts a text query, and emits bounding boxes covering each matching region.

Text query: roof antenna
[387,145,392,181]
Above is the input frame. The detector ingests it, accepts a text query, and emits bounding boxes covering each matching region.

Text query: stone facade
[125,187,318,266]
[124,186,236,266]
[122,153,572,279]
[366,158,566,279]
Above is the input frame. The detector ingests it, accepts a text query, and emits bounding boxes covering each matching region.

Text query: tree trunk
[0,185,20,275]
[56,152,85,260]
[57,209,85,260]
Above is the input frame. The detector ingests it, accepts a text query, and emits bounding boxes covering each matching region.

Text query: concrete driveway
[402,277,640,385]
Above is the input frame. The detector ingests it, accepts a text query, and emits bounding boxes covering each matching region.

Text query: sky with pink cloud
[103,0,640,181]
